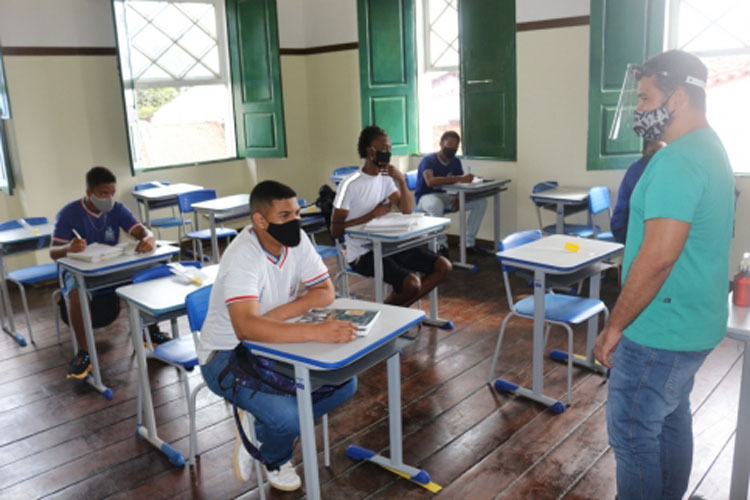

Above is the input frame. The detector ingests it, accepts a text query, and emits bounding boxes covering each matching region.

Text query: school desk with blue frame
[57,244,180,399]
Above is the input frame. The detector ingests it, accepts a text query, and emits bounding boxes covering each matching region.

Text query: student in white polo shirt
[330,125,452,307]
[198,180,357,491]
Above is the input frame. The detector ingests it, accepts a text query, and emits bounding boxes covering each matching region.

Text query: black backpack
[58,292,121,329]
[315,184,336,232]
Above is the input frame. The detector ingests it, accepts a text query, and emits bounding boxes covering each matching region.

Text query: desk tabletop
[346,214,450,241]
[132,183,203,200]
[116,265,219,315]
[244,298,425,369]
[442,178,511,192]
[496,235,622,273]
[58,244,180,274]
[191,193,249,212]
[529,186,590,203]
[727,293,750,341]
[0,223,54,246]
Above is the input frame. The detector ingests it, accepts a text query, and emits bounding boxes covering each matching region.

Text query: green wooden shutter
[227,0,286,158]
[587,0,665,170]
[458,0,516,160]
[357,0,418,155]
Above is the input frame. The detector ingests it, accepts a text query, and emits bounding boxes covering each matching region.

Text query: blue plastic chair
[331,166,359,186]
[133,181,190,240]
[542,186,614,241]
[489,229,609,407]
[177,190,238,262]
[1,217,59,345]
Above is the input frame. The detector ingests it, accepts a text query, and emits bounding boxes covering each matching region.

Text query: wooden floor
[0,250,741,499]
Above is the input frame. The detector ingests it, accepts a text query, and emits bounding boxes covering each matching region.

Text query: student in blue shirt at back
[610,140,665,243]
[415,131,488,257]
[50,166,166,380]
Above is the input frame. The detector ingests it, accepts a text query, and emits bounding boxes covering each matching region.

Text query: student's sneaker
[144,328,172,348]
[467,245,493,257]
[233,410,255,483]
[67,349,91,380]
[263,461,302,491]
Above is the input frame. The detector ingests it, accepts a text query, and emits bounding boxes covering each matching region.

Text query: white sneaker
[263,460,302,491]
[233,410,254,483]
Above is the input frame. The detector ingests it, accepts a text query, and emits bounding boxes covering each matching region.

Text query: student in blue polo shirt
[50,166,165,380]
[415,130,487,256]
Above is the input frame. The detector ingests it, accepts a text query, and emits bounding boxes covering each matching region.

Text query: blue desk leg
[74,273,113,399]
[294,365,321,500]
[0,256,26,347]
[347,353,439,491]
[492,269,566,413]
[730,337,750,500]
[548,269,608,377]
[128,303,185,466]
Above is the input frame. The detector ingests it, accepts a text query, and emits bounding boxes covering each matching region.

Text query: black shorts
[349,247,440,292]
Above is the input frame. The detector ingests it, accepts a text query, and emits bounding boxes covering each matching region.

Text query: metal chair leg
[488,312,516,384]
[323,413,330,468]
[12,280,34,345]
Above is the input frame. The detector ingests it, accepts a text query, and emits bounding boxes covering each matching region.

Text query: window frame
[0,45,13,194]
[422,0,459,73]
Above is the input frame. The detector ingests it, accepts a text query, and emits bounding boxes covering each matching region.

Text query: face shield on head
[609,63,708,142]
[608,64,643,142]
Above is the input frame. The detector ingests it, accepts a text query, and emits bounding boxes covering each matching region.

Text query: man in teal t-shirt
[595,50,735,500]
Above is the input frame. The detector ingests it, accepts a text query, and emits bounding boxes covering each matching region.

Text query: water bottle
[732,252,750,307]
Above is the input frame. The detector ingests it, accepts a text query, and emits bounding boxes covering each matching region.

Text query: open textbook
[297,308,381,336]
[363,212,424,232]
[67,242,138,263]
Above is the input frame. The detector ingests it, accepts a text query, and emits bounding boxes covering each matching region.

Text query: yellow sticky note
[564,242,581,252]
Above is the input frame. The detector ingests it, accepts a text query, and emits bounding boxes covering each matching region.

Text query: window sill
[133,156,240,175]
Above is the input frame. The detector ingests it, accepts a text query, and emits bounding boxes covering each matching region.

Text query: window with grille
[669,0,750,173]
[417,0,462,154]
[114,0,235,170]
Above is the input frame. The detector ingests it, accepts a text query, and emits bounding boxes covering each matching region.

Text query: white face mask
[89,194,115,213]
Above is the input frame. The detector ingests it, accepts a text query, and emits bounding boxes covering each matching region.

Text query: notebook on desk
[297,307,381,336]
[67,242,137,263]
[363,213,424,232]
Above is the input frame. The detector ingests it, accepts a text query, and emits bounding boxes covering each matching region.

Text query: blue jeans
[417,192,487,248]
[606,336,711,500]
[201,350,357,467]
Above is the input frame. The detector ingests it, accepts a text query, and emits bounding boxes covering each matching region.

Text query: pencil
[72,229,83,240]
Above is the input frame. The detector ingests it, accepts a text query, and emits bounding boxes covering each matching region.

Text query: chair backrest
[0,217,50,232]
[297,198,307,207]
[333,166,359,177]
[496,229,543,310]
[186,284,213,333]
[532,181,558,194]
[134,181,171,192]
[177,189,217,214]
[132,261,202,284]
[588,186,611,216]
[405,170,418,191]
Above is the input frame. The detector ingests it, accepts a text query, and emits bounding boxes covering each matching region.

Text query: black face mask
[266,218,301,247]
[441,147,457,159]
[374,150,391,167]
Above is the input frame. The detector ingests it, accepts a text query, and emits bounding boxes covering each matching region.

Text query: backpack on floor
[58,292,121,329]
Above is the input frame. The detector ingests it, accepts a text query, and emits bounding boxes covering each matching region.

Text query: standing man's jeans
[606,336,711,500]
[417,192,487,248]
[201,350,357,467]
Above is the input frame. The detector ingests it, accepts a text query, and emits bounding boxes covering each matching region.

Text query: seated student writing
[331,125,452,306]
[198,180,357,491]
[50,166,165,380]
[415,130,488,257]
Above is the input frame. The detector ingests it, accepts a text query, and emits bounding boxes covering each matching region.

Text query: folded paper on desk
[363,213,424,232]
[167,262,207,286]
[297,308,380,336]
[67,242,138,263]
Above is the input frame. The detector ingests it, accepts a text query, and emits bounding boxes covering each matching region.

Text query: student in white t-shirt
[330,126,452,306]
[198,180,357,492]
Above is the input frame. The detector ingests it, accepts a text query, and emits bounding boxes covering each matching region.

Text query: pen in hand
[70,229,87,252]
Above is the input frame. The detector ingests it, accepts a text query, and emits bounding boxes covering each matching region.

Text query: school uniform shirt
[197,226,330,363]
[52,197,142,245]
[414,152,464,202]
[333,169,398,263]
